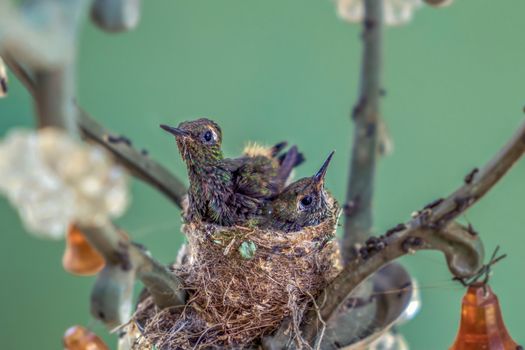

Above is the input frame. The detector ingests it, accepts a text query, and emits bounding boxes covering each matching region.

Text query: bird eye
[202,130,215,143]
[299,195,313,209]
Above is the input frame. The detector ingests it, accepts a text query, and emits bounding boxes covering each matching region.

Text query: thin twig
[306,291,326,350]
[1,54,35,97]
[4,30,188,312]
[342,0,384,263]
[1,0,188,326]
[5,53,79,134]
[77,109,187,208]
[78,221,187,310]
[453,246,507,287]
[300,119,525,345]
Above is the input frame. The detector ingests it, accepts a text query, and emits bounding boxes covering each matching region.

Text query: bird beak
[160,124,190,137]
[313,151,335,189]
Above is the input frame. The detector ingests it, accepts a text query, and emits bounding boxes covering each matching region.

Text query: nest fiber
[132,203,341,349]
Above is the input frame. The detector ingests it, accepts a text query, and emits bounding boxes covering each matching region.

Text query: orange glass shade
[62,224,105,276]
[450,282,520,350]
[63,325,109,350]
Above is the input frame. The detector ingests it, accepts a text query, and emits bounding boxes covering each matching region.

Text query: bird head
[269,151,335,231]
[161,118,223,165]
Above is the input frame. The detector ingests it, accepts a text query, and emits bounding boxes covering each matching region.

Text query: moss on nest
[130,200,341,349]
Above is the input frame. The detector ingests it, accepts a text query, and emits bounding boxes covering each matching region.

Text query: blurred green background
[1,0,524,349]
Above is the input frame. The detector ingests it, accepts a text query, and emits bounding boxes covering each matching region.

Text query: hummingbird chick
[262,151,337,232]
[160,118,304,226]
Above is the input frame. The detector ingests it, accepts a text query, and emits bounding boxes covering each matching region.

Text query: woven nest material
[132,201,342,349]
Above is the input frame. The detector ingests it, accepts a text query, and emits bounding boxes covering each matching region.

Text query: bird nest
[131,202,342,349]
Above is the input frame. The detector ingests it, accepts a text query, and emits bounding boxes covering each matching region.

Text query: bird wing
[274,145,304,191]
[242,142,305,191]
[227,156,277,199]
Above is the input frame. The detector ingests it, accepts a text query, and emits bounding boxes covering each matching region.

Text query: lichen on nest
[131,200,342,349]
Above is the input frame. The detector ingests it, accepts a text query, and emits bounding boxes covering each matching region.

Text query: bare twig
[77,110,187,208]
[300,119,525,345]
[5,59,187,317]
[34,64,79,135]
[1,0,188,333]
[78,222,187,312]
[0,0,84,135]
[2,54,35,97]
[342,0,384,263]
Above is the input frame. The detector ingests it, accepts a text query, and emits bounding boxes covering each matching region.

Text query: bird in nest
[161,118,304,226]
[260,151,338,232]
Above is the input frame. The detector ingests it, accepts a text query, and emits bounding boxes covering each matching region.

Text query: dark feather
[274,146,299,191]
[278,146,305,168]
[270,141,288,157]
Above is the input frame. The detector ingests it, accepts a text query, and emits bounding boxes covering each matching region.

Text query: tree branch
[2,54,35,98]
[300,119,525,345]
[342,0,384,263]
[2,56,187,208]
[33,64,79,135]
[77,110,187,208]
[0,0,84,135]
[79,222,187,308]
[1,2,188,320]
